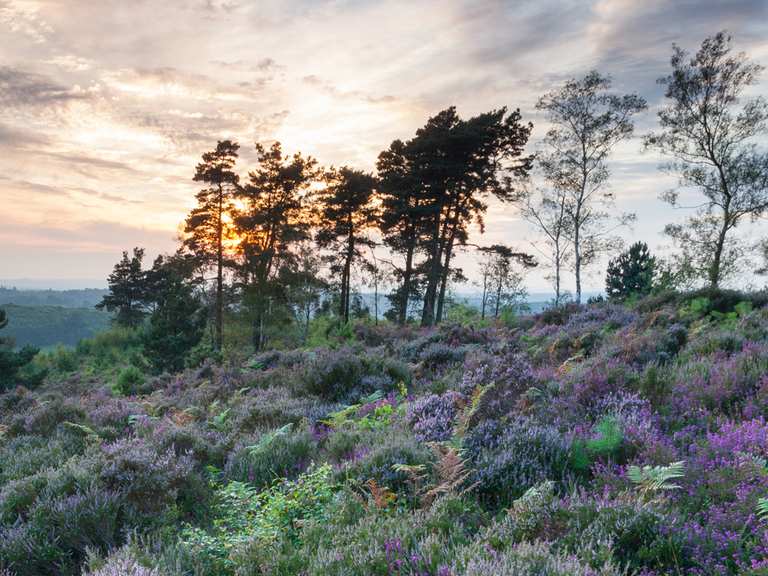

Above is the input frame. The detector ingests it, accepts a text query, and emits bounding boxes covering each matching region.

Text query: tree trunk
[216,184,224,352]
[341,232,355,323]
[494,279,502,318]
[435,237,455,324]
[399,243,415,325]
[709,213,730,289]
[421,219,443,327]
[554,245,562,306]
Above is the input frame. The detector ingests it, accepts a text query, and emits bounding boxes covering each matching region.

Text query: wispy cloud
[1,0,766,287]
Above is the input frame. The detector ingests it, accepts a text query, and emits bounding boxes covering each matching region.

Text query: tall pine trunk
[398,243,415,324]
[421,217,443,327]
[215,185,224,351]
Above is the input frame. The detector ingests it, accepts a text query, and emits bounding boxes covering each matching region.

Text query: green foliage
[75,327,144,373]
[606,241,656,300]
[142,255,208,373]
[305,315,356,349]
[572,417,625,473]
[226,425,315,488]
[0,344,42,391]
[322,391,398,431]
[180,464,335,574]
[97,247,149,328]
[757,497,768,522]
[113,366,145,396]
[627,461,685,501]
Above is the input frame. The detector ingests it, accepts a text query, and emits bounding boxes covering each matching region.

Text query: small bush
[225,426,315,488]
[464,418,573,506]
[113,366,145,396]
[407,391,463,442]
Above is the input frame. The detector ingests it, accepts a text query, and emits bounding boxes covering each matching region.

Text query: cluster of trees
[97,31,767,363]
[96,250,207,371]
[525,31,768,303]
[103,104,541,359]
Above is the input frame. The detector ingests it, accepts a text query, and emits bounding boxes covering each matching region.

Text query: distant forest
[0,287,107,309]
[0,304,111,348]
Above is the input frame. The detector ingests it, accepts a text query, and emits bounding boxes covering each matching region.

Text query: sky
[1,0,767,292]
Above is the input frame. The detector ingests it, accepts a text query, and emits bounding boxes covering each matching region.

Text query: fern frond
[757,497,768,522]
[247,423,293,455]
[421,444,474,507]
[627,460,685,501]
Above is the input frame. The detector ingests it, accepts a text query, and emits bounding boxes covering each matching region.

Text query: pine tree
[407,107,533,326]
[605,241,656,299]
[315,167,378,323]
[96,247,149,328]
[142,254,207,373]
[184,140,240,352]
[377,139,427,324]
[234,142,319,349]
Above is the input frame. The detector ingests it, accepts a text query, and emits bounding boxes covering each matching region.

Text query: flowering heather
[407,391,463,442]
[4,292,768,575]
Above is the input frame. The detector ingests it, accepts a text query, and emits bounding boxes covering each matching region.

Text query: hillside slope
[0,304,111,348]
[1,291,767,575]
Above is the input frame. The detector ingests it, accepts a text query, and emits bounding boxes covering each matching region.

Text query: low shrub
[113,366,145,396]
[464,417,573,506]
[225,425,315,488]
[407,391,463,442]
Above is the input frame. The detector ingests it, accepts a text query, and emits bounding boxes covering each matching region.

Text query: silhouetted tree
[235,142,319,349]
[605,241,656,299]
[377,139,428,324]
[645,32,768,288]
[142,254,207,373]
[537,71,646,303]
[404,107,533,326]
[184,140,240,351]
[315,167,378,323]
[522,187,572,306]
[477,245,535,319]
[96,247,149,328]
[0,307,41,391]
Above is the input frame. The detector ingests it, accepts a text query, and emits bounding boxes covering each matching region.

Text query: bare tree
[537,71,646,303]
[522,187,572,306]
[645,32,768,288]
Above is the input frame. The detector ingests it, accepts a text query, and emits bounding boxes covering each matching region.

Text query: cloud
[1,0,767,289]
[301,74,397,105]
[0,0,52,43]
[0,66,90,107]
[0,176,67,197]
[41,151,137,173]
[0,122,49,146]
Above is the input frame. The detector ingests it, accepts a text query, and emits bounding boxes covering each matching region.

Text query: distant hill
[0,304,112,348]
[0,287,108,308]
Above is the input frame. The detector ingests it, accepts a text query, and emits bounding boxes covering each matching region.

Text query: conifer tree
[184,140,240,351]
[605,241,656,299]
[142,254,207,373]
[96,247,148,328]
[315,167,378,323]
[234,142,319,349]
